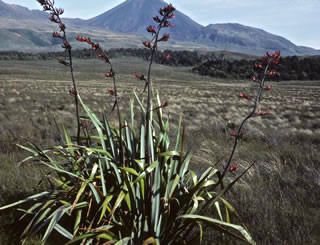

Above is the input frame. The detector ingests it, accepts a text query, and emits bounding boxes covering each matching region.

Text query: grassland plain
[0,57,320,244]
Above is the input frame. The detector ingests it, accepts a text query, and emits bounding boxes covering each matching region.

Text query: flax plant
[0,1,281,244]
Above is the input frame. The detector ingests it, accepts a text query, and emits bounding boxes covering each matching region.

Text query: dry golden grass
[0,57,320,244]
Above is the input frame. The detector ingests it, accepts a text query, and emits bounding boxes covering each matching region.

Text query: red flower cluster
[147,25,156,34]
[143,41,152,49]
[38,0,69,49]
[239,93,251,100]
[231,131,245,138]
[254,64,263,70]
[164,20,176,28]
[252,76,258,82]
[69,88,78,96]
[97,53,109,63]
[229,163,239,172]
[57,58,69,66]
[159,4,176,16]
[153,16,161,23]
[133,72,146,80]
[143,4,176,49]
[159,33,170,42]
[256,111,270,116]
[264,85,272,91]
[52,32,62,38]
[262,50,281,65]
[105,71,114,78]
[76,35,101,51]
[107,88,115,96]
[273,50,280,64]
[160,101,169,108]
[163,54,170,61]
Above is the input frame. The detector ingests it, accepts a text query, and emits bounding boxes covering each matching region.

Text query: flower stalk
[38,0,81,145]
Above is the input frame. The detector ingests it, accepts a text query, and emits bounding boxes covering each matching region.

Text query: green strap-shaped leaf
[159,151,179,157]
[177,214,255,244]
[73,209,82,236]
[115,237,131,244]
[98,195,114,224]
[0,191,50,210]
[63,125,75,158]
[121,167,139,177]
[54,223,73,240]
[71,182,88,213]
[42,205,69,242]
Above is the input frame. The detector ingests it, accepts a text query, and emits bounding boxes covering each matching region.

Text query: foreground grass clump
[0,1,286,244]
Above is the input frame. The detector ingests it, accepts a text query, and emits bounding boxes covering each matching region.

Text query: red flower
[239,93,251,100]
[143,41,152,49]
[252,76,257,82]
[107,88,115,96]
[264,85,273,91]
[133,72,146,80]
[91,43,101,50]
[254,64,263,70]
[76,35,84,41]
[163,54,170,60]
[153,16,161,23]
[165,4,176,12]
[147,25,156,34]
[231,131,244,138]
[261,55,268,63]
[59,23,65,31]
[269,71,276,76]
[160,101,169,108]
[159,33,170,42]
[69,88,78,96]
[97,53,109,63]
[56,8,64,15]
[256,110,270,116]
[57,58,69,66]
[52,32,62,38]
[168,13,176,19]
[272,50,280,64]
[105,72,114,78]
[229,163,239,172]
[163,20,176,28]
[49,15,58,23]
[266,51,272,57]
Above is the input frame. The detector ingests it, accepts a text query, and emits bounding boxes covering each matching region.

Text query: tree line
[1,49,319,80]
[192,55,320,81]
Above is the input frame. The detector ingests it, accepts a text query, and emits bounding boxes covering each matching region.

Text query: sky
[3,0,320,49]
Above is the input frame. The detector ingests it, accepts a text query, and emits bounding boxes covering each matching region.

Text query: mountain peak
[86,0,202,40]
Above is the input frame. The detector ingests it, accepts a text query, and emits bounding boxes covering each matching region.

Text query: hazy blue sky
[3,0,320,49]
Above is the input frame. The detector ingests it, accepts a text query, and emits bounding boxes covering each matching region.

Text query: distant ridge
[0,0,319,56]
[0,0,48,19]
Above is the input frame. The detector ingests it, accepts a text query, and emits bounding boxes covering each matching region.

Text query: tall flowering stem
[75,36,124,164]
[221,51,280,183]
[37,0,81,144]
[140,4,176,166]
[133,4,176,234]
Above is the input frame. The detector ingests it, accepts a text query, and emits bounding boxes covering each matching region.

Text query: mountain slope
[0,0,319,56]
[195,23,319,56]
[86,0,203,40]
[0,0,48,19]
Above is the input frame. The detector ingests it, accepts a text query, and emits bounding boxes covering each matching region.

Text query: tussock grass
[0,59,320,243]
